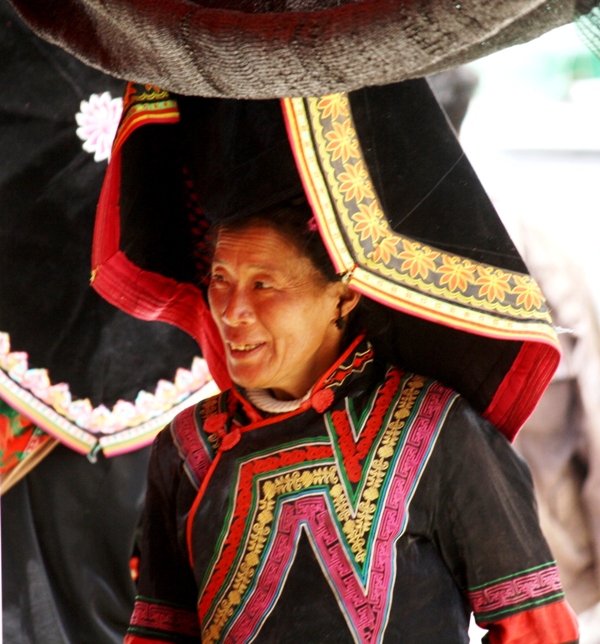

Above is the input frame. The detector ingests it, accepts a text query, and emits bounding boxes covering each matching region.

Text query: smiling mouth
[228,342,264,353]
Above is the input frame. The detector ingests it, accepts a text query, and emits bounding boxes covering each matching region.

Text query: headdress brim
[92,80,560,441]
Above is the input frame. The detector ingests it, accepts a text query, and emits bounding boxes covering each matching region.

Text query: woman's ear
[338,285,361,319]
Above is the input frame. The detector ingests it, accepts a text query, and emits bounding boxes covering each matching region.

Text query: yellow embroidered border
[282,96,557,346]
[112,84,180,152]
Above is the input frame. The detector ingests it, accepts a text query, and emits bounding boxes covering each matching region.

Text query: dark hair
[214,199,340,285]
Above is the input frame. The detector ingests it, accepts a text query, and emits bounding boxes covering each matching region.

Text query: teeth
[230,343,261,352]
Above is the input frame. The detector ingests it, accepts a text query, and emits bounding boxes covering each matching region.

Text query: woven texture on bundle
[8,0,582,99]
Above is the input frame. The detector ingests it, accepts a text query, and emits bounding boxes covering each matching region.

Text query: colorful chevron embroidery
[197,369,458,644]
[322,344,374,389]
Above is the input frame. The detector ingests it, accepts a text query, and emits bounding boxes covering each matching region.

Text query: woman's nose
[221,287,255,326]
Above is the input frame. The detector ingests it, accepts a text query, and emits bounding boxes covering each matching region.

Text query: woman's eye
[254,281,272,290]
[209,273,226,284]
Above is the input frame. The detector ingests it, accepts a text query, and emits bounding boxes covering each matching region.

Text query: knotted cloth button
[311,388,334,413]
[220,427,241,451]
[204,412,228,435]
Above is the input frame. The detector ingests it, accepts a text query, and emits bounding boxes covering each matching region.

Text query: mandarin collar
[232,334,376,422]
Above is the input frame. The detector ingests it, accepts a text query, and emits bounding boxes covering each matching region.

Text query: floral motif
[75,91,123,162]
[438,256,477,292]
[294,94,553,326]
[372,236,398,264]
[399,240,440,280]
[316,94,350,121]
[0,332,212,435]
[338,161,374,204]
[325,120,360,163]
[351,203,388,243]
[512,275,544,311]
[475,267,511,303]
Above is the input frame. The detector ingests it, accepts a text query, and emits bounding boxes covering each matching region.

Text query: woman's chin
[227,364,272,391]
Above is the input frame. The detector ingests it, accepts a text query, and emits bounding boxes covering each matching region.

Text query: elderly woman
[92,81,578,643]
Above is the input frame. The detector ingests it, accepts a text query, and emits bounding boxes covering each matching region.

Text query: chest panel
[191,371,457,644]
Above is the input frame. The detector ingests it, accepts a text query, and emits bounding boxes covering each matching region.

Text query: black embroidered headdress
[92,80,560,441]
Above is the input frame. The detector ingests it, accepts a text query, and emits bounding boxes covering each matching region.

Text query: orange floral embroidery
[512,275,544,310]
[338,161,374,204]
[316,94,349,121]
[352,203,388,243]
[325,120,360,163]
[438,256,477,292]
[399,240,440,280]
[475,267,511,303]
[372,236,398,264]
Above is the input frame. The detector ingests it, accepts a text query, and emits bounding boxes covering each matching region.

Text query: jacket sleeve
[431,397,579,644]
[125,423,202,644]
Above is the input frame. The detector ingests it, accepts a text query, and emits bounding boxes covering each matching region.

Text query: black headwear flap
[92,79,560,440]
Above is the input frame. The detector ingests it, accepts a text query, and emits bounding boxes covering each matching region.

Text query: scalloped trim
[0,330,215,454]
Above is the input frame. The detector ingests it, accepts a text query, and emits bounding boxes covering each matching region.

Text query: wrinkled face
[208,224,349,400]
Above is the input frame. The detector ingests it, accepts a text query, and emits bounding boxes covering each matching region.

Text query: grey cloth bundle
[8,0,594,99]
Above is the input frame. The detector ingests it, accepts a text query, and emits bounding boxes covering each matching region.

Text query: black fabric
[175,80,523,274]
[350,80,526,272]
[2,444,151,644]
[139,431,200,610]
[259,533,355,642]
[119,123,197,283]
[135,346,558,642]
[362,300,522,414]
[177,95,304,224]
[0,0,200,408]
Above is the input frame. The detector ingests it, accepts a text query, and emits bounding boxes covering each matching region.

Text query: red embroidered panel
[129,598,200,640]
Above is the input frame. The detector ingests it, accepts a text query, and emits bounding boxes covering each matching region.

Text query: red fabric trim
[113,110,180,154]
[92,138,231,391]
[124,636,171,644]
[130,599,200,638]
[482,600,579,644]
[92,145,121,268]
[92,250,230,392]
[330,367,402,483]
[483,341,560,441]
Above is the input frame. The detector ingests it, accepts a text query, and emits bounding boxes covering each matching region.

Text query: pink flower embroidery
[75,92,123,162]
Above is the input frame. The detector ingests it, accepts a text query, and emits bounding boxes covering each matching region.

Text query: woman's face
[208,223,356,400]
